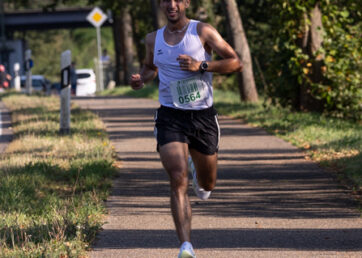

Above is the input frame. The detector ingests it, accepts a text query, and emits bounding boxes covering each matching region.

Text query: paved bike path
[74,96,361,258]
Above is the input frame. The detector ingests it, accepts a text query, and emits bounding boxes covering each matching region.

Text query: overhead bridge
[4,8,112,32]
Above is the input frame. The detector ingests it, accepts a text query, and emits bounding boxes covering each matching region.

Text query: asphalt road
[75,96,362,257]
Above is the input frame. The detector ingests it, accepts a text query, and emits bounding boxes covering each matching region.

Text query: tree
[298,1,325,111]
[150,0,166,29]
[112,13,125,85]
[97,0,138,85]
[120,6,135,84]
[267,0,361,120]
[221,0,258,102]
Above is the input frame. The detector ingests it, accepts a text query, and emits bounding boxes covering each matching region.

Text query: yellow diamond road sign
[93,13,102,22]
[87,7,107,27]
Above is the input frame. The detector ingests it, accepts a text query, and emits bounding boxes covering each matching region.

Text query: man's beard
[166,10,181,24]
[168,17,180,24]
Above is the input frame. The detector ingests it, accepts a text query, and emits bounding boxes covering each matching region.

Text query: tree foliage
[318,1,361,120]
[264,0,361,120]
[4,0,89,11]
[6,0,361,120]
[14,27,114,81]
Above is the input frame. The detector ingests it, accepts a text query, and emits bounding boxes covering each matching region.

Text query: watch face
[202,62,208,70]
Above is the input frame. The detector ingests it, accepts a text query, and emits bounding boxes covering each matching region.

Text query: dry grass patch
[0,93,117,257]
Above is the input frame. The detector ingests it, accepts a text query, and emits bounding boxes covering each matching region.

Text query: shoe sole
[178,250,195,258]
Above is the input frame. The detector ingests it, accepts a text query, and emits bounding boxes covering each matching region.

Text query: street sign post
[60,50,71,135]
[25,49,32,94]
[14,63,20,91]
[87,7,107,92]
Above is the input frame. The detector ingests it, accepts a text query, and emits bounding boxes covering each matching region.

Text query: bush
[265,0,361,121]
[316,4,362,120]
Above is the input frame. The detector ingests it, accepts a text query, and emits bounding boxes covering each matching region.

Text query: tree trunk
[309,2,324,83]
[150,0,167,29]
[299,2,324,111]
[120,6,135,84]
[112,14,124,85]
[221,0,258,102]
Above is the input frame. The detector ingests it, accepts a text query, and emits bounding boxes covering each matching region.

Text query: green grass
[101,85,362,191]
[99,85,159,100]
[0,92,118,257]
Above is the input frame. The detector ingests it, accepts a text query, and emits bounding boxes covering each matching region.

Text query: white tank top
[154,20,213,110]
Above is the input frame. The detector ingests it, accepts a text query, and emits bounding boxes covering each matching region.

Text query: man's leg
[159,141,191,243]
[189,149,218,191]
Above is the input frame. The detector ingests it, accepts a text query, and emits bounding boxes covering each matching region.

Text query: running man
[130,0,242,257]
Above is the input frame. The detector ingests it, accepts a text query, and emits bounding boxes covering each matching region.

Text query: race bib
[169,75,208,108]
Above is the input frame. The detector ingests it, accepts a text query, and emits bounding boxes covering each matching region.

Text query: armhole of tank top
[153,28,163,64]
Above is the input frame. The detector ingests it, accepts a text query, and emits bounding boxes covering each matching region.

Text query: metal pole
[14,62,20,91]
[60,50,71,135]
[96,26,104,91]
[25,49,32,94]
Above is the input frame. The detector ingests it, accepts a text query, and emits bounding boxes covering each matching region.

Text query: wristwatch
[200,61,208,73]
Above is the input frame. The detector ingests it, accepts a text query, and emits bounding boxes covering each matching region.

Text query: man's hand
[130,74,145,90]
[177,54,201,72]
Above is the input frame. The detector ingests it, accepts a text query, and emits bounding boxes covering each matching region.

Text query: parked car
[76,69,96,96]
[20,75,51,93]
[51,82,61,94]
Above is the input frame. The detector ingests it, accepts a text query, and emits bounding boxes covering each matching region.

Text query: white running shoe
[188,156,211,200]
[178,241,196,258]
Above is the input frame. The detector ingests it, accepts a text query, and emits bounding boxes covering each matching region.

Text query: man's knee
[169,169,188,191]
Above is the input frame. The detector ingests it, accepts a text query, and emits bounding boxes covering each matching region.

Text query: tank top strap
[189,19,199,35]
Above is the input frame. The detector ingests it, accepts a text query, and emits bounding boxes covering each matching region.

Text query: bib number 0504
[179,91,201,104]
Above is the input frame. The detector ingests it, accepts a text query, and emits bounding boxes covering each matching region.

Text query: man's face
[160,0,190,23]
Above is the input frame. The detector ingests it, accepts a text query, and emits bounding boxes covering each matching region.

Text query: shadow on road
[94,228,362,250]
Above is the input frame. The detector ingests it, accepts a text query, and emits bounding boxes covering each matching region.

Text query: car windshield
[20,79,44,87]
[77,73,91,79]
[32,79,43,87]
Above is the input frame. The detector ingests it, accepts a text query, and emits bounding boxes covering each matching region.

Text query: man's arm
[130,32,158,90]
[177,22,242,74]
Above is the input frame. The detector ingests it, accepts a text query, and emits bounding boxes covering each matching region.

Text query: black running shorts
[154,105,220,155]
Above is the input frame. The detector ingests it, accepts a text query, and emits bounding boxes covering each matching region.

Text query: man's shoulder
[196,22,219,43]
[196,22,215,34]
[145,31,158,44]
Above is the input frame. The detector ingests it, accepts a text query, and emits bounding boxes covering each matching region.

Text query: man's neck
[167,18,190,33]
